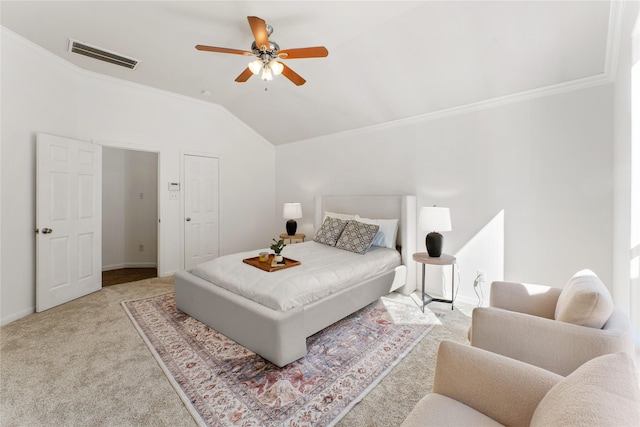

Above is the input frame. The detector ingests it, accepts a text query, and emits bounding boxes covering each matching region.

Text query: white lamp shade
[283,203,303,219]
[270,60,284,76]
[248,59,262,75]
[418,206,451,232]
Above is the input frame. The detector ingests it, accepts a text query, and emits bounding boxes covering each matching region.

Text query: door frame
[180,150,221,270]
[95,140,161,275]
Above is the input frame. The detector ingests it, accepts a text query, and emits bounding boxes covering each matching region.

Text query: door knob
[186,217,191,222]
[42,228,53,234]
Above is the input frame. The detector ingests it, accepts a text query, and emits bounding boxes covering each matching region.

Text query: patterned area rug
[122,293,442,427]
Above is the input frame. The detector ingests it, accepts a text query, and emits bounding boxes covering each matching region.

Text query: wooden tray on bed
[243,255,300,272]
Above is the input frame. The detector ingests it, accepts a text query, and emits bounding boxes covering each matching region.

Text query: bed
[175,195,416,367]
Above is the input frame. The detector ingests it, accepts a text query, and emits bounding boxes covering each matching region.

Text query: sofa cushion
[554,269,613,328]
[401,394,503,427]
[530,352,640,427]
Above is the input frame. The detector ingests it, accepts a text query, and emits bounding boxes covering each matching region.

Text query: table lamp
[419,206,452,257]
[283,203,303,235]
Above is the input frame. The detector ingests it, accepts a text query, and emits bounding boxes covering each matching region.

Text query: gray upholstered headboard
[314,195,417,294]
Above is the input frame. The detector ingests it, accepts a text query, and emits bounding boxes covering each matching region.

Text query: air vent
[67,39,140,70]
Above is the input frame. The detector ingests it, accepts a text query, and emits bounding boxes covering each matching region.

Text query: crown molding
[289,71,613,147]
[605,0,625,79]
[283,1,624,146]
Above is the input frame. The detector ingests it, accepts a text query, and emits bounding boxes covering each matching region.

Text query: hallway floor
[102,268,157,286]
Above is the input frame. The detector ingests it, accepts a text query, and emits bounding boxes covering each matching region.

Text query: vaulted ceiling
[1,1,615,144]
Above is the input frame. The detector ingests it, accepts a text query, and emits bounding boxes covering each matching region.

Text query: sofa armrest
[489,281,561,319]
[602,308,635,355]
[433,341,561,427]
[470,307,634,376]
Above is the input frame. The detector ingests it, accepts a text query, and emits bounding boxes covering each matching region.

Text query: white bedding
[191,241,401,311]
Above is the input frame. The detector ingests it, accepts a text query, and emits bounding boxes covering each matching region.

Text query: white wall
[102,147,158,270]
[1,28,80,323]
[102,147,127,269]
[612,2,640,334]
[75,71,276,271]
[1,28,276,325]
[124,150,158,268]
[1,17,629,323]
[276,84,614,305]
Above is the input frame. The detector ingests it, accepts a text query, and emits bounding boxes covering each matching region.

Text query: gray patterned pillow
[335,220,380,254]
[314,217,348,247]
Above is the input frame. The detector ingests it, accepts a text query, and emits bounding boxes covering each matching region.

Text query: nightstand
[279,233,305,245]
[412,252,456,311]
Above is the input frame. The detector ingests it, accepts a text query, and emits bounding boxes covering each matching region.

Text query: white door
[36,133,102,312]
[184,155,219,269]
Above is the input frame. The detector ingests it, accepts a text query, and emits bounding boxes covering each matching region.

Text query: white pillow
[554,269,613,329]
[324,211,357,221]
[355,216,398,249]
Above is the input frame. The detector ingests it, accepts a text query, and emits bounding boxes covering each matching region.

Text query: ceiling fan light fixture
[261,66,274,81]
[269,60,284,76]
[248,59,262,75]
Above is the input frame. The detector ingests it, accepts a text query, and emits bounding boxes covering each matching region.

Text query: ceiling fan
[196,16,328,86]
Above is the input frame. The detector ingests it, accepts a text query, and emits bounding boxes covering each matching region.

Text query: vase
[275,255,284,263]
[426,232,443,257]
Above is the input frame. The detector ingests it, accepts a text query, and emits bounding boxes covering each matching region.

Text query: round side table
[412,252,456,311]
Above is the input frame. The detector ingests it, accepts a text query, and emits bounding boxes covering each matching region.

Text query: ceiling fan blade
[196,45,253,56]
[281,63,306,86]
[278,46,329,59]
[235,67,254,83]
[247,16,269,50]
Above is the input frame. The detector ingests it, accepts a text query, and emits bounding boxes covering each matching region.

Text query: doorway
[102,147,158,285]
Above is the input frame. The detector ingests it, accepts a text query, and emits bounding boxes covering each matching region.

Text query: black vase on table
[286,219,297,236]
[426,232,443,257]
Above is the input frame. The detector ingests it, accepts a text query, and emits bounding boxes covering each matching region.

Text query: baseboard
[1,306,35,326]
[159,269,179,277]
[455,294,486,307]
[102,262,158,272]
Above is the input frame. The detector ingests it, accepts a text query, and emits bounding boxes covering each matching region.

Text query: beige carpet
[0,276,472,426]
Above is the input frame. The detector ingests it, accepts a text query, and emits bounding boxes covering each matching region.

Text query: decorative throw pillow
[531,352,640,427]
[554,269,613,329]
[355,216,399,249]
[314,217,348,247]
[335,220,380,254]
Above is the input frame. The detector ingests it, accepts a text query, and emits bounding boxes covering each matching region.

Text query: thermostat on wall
[168,182,180,191]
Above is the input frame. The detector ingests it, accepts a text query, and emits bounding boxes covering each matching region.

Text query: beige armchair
[468,270,635,376]
[401,341,640,427]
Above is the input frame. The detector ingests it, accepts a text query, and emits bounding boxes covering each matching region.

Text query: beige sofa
[468,269,634,375]
[401,340,640,427]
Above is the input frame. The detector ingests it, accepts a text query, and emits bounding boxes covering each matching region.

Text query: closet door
[183,154,219,270]
[36,133,102,311]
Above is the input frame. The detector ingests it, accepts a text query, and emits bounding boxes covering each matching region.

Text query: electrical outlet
[477,269,486,282]
[139,244,144,252]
